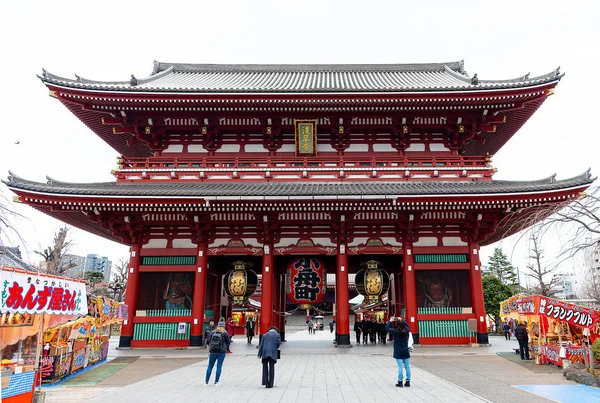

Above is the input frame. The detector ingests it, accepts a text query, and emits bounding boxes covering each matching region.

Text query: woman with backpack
[386,316,414,388]
[205,318,231,386]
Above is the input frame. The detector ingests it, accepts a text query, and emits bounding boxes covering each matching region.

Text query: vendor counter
[1,371,35,403]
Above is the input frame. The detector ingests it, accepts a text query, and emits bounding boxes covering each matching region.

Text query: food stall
[40,295,125,384]
[1,266,88,403]
[500,295,599,367]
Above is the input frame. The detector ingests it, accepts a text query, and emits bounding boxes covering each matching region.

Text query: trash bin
[562,359,572,369]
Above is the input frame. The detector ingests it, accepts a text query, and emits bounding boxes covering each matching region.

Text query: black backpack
[209,332,225,353]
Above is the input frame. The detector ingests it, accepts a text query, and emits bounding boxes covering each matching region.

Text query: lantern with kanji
[355,260,389,303]
[223,261,258,304]
[286,258,326,308]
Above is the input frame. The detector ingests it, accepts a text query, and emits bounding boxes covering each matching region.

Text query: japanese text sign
[294,120,317,156]
[1,268,88,315]
[286,257,326,304]
[538,296,595,328]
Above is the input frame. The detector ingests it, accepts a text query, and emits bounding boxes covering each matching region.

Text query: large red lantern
[286,258,326,307]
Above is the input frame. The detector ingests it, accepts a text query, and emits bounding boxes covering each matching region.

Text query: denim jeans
[395,358,411,381]
[206,352,226,383]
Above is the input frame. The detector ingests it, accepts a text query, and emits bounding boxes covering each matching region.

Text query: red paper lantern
[286,258,326,306]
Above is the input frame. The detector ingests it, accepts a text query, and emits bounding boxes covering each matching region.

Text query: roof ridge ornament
[471,74,479,85]
[130,74,138,86]
[554,66,561,78]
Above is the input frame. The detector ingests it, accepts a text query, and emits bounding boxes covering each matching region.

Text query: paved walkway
[42,331,586,403]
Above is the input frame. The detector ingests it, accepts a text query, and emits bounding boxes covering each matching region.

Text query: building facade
[4,60,593,347]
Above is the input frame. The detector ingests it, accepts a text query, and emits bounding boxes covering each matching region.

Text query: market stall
[1,266,88,403]
[500,295,599,367]
[40,295,126,384]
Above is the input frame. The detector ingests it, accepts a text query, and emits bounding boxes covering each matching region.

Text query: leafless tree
[524,233,560,297]
[35,226,77,275]
[0,192,25,247]
[109,259,128,301]
[580,266,600,300]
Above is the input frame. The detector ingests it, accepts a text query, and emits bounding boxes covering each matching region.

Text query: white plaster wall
[405,143,426,152]
[373,144,397,152]
[173,239,195,248]
[188,144,207,153]
[413,237,438,247]
[430,144,450,152]
[143,239,168,249]
[162,144,184,153]
[345,144,369,152]
[215,145,240,153]
[318,143,336,152]
[442,237,467,246]
[245,144,268,152]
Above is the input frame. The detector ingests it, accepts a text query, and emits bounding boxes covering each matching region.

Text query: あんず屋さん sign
[1,267,88,315]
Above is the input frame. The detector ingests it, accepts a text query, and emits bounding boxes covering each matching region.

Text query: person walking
[503,320,511,341]
[258,326,281,388]
[203,318,216,347]
[515,321,530,360]
[205,318,231,386]
[308,320,314,335]
[226,317,235,353]
[386,317,414,387]
[354,320,362,344]
[245,317,256,345]
[329,320,335,333]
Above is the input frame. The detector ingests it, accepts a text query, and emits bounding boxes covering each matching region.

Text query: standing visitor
[361,319,369,344]
[329,320,335,333]
[226,317,235,353]
[502,320,511,341]
[245,317,256,345]
[308,320,314,335]
[515,321,530,360]
[354,320,362,344]
[205,318,231,386]
[203,318,216,347]
[258,326,281,388]
[386,317,414,387]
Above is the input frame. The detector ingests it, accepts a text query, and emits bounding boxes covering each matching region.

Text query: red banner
[538,297,596,328]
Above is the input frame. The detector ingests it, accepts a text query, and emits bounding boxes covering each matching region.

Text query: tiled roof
[4,170,593,199]
[39,60,562,93]
[0,246,36,271]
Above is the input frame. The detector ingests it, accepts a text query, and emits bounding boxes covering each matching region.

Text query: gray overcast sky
[1,0,598,281]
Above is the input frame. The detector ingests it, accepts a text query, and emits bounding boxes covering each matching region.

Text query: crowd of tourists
[202,315,414,389]
[353,318,389,345]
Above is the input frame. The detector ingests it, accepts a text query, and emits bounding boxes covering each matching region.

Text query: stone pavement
[42,331,582,403]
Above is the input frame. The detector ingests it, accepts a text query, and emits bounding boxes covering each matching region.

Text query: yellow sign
[294,120,317,156]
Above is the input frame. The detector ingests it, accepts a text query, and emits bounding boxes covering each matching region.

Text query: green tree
[482,275,513,332]
[84,271,104,288]
[484,247,518,290]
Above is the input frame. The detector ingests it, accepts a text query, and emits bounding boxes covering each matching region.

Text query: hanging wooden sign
[294,119,317,156]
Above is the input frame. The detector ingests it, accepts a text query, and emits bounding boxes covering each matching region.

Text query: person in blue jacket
[258,326,281,388]
[386,317,414,387]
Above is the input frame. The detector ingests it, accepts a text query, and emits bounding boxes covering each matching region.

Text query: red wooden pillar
[335,244,351,347]
[403,240,419,343]
[119,242,142,348]
[469,240,489,344]
[272,269,281,333]
[190,242,208,346]
[278,273,286,341]
[210,274,220,320]
[260,246,274,336]
[394,273,403,318]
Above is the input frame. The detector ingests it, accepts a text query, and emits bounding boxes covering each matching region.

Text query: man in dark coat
[514,321,530,360]
[354,320,362,344]
[245,317,256,345]
[258,326,281,388]
[386,317,414,387]
[361,320,369,344]
[203,318,216,346]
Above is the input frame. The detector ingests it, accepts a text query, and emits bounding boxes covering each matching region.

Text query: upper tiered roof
[41,60,561,93]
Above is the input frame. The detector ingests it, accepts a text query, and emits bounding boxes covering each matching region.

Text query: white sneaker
[214,382,221,386]
[203,382,209,386]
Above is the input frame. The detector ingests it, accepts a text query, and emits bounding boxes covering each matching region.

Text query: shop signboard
[1,268,88,316]
[537,297,596,328]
